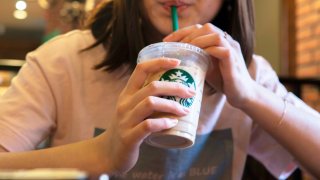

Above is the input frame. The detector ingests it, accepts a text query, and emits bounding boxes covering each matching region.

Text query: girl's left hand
[163,23,255,108]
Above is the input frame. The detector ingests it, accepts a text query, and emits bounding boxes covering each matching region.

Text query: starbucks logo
[160,68,196,107]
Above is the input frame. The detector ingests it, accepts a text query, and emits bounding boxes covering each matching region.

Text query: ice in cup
[137,42,211,149]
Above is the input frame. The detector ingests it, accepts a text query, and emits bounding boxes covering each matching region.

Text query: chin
[155,25,173,36]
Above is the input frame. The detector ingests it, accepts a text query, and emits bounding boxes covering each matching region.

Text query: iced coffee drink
[137,42,210,149]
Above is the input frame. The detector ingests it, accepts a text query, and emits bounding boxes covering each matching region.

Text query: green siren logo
[160,68,196,107]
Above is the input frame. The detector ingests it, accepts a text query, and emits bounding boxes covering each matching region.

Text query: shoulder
[248,54,280,89]
[43,30,95,47]
[25,30,105,72]
[248,55,275,77]
[34,30,97,56]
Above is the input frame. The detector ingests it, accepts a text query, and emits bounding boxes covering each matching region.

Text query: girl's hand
[104,58,195,174]
[163,23,255,108]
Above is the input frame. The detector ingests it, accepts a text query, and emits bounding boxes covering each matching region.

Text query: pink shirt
[0,30,317,179]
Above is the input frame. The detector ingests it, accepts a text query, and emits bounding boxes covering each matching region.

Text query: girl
[0,0,319,179]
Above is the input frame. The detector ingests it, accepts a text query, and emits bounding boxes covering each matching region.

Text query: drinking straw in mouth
[171,6,179,31]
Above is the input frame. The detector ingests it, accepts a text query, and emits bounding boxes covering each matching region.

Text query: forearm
[240,83,320,178]
[0,136,112,177]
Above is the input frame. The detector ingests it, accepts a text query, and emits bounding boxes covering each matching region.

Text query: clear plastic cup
[137,42,211,149]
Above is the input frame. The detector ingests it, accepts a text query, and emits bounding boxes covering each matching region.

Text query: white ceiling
[0,0,45,31]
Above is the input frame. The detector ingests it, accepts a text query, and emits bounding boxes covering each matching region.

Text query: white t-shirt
[0,30,316,179]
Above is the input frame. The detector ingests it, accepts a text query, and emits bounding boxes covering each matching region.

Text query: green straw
[171,6,179,31]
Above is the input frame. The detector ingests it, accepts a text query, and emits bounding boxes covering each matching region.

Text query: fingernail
[163,34,173,42]
[183,107,190,113]
[166,58,180,65]
[188,88,196,95]
[168,119,178,127]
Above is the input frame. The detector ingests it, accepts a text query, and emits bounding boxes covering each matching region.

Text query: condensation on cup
[137,42,211,149]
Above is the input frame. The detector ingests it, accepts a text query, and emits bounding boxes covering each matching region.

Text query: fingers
[128,81,195,109]
[163,24,203,42]
[162,23,249,96]
[189,33,228,49]
[129,118,179,142]
[181,23,222,44]
[123,96,190,127]
[163,23,237,52]
[163,23,244,70]
[164,23,221,42]
[117,95,190,144]
[205,46,232,62]
[118,57,196,147]
[126,58,180,93]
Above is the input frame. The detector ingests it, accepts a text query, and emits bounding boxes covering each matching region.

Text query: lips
[160,0,190,13]
[163,1,187,7]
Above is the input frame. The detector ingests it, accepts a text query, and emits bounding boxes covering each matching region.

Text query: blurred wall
[295,0,320,112]
[254,0,281,73]
[295,0,320,77]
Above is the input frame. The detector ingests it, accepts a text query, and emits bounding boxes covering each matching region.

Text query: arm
[240,83,320,177]
[163,23,320,178]
[0,135,111,177]
[0,58,194,176]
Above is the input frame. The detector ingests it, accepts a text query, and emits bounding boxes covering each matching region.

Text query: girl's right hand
[102,58,195,174]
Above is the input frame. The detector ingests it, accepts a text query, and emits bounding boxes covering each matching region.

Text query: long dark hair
[85,0,255,72]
